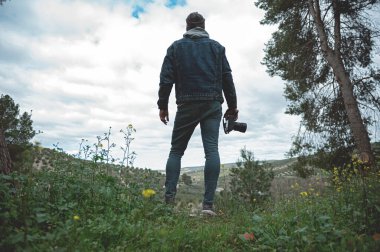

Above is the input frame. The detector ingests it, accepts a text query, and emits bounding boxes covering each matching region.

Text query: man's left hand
[159,109,169,125]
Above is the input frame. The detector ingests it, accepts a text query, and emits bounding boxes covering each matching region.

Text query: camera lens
[233,122,247,133]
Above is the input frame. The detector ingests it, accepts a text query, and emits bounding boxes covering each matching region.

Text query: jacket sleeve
[157,45,175,110]
[221,49,237,109]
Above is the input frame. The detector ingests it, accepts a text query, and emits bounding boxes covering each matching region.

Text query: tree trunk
[333,60,374,164]
[308,0,375,164]
[0,129,12,174]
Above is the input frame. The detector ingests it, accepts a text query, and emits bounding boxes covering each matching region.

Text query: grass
[1,146,380,251]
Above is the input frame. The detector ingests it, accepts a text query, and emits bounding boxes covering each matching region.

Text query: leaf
[35,213,49,223]
[252,214,263,223]
[318,215,330,222]
[294,226,307,234]
[316,234,326,243]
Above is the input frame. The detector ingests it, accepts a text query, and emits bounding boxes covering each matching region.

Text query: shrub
[181,173,192,186]
[229,147,274,205]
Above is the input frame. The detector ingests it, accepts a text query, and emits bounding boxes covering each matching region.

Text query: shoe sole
[201,209,217,216]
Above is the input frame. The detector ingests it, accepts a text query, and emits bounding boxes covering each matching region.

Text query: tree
[230,148,274,204]
[181,173,192,186]
[256,0,380,168]
[0,94,36,173]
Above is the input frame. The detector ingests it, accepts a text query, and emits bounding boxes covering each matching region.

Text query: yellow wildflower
[333,167,339,175]
[142,189,156,198]
[73,215,80,221]
[300,191,308,197]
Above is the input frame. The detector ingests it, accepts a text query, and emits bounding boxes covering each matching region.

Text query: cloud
[0,0,301,170]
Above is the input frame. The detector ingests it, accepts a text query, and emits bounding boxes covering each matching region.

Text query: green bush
[0,148,166,251]
[229,147,274,205]
[241,158,380,251]
[181,173,192,186]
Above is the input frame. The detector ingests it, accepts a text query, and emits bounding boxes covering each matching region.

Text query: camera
[223,117,247,134]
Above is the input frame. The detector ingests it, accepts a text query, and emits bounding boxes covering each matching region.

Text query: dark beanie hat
[186,12,205,31]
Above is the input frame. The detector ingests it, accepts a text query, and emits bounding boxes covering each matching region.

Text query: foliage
[255,0,380,168]
[181,173,192,186]
[1,144,380,250]
[244,159,380,251]
[0,144,254,251]
[0,144,165,251]
[0,94,36,173]
[290,147,352,177]
[331,155,380,233]
[373,142,380,166]
[290,157,316,178]
[229,148,274,205]
[0,94,36,146]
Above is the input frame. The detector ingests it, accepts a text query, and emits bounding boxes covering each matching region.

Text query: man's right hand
[224,108,239,121]
[159,109,169,125]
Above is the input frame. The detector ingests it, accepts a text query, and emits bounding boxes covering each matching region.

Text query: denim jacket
[157,27,237,109]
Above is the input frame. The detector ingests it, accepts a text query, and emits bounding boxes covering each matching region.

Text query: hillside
[1,145,379,251]
[180,157,298,177]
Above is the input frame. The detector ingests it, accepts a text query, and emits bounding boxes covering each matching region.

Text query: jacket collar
[183,27,209,39]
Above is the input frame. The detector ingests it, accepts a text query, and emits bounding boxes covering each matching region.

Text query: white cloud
[0,0,300,170]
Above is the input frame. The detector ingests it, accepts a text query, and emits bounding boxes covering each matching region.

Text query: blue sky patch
[129,0,154,18]
[128,0,186,18]
[165,0,186,9]
[131,5,145,18]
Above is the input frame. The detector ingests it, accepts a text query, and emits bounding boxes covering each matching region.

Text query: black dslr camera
[223,116,247,134]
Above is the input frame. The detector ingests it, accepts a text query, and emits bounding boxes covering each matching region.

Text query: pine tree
[256,0,380,168]
[230,148,274,204]
[0,94,36,173]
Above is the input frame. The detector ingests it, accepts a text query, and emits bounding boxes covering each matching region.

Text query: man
[157,12,238,215]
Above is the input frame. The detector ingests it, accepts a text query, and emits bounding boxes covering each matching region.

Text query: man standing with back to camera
[157,12,239,216]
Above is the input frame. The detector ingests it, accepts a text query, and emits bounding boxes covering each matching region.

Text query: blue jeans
[165,101,222,205]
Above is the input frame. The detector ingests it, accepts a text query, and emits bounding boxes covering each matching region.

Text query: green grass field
[1,146,380,251]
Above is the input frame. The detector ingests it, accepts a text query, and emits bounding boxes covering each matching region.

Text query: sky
[0,0,304,170]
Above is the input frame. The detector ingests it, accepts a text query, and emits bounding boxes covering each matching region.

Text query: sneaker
[201,203,217,216]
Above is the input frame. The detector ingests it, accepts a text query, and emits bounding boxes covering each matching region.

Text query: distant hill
[158,157,298,177]
[181,162,236,174]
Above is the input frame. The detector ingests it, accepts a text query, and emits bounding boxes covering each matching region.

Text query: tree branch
[307,0,334,57]
[332,0,342,56]
[322,2,333,23]
[352,76,374,85]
